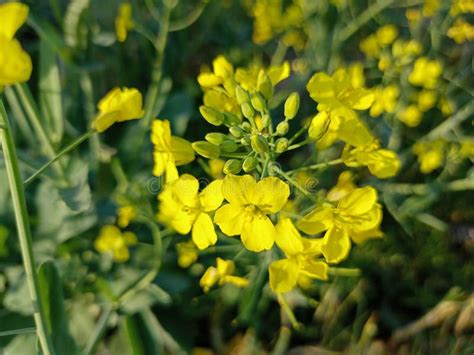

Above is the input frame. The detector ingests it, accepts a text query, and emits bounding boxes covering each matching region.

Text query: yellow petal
[299,260,328,280]
[171,174,200,207]
[269,259,299,293]
[0,37,32,87]
[222,275,249,288]
[216,257,235,277]
[351,228,383,244]
[221,174,256,206]
[275,218,304,257]
[267,61,290,86]
[321,227,351,264]
[197,73,223,88]
[213,55,234,79]
[0,2,29,40]
[214,204,246,236]
[170,136,195,166]
[200,266,219,292]
[348,204,382,233]
[192,213,217,250]
[252,177,290,213]
[306,72,336,105]
[200,180,224,212]
[338,186,377,216]
[297,205,334,235]
[241,215,275,252]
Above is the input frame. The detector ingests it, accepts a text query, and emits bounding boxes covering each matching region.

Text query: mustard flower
[235,61,290,92]
[392,40,422,63]
[115,2,134,42]
[0,2,32,87]
[408,57,442,89]
[417,90,437,112]
[298,187,383,260]
[447,18,474,43]
[398,105,423,127]
[200,258,249,293]
[214,175,290,252]
[94,225,137,262]
[158,174,223,250]
[92,87,144,132]
[269,218,328,293]
[369,85,399,117]
[423,0,441,17]
[327,171,357,202]
[117,205,136,228]
[176,241,198,268]
[359,25,398,58]
[450,0,474,16]
[412,140,446,173]
[151,119,195,181]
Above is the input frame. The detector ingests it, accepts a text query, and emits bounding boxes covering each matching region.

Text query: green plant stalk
[287,158,344,174]
[0,99,56,355]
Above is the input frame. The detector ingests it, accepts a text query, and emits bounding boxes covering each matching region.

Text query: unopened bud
[242,156,258,172]
[205,132,228,145]
[309,111,330,140]
[251,134,269,154]
[284,92,300,120]
[260,114,270,128]
[223,159,242,175]
[220,140,238,153]
[200,106,224,126]
[229,126,244,138]
[223,112,241,126]
[241,122,251,132]
[276,121,289,136]
[257,71,274,99]
[192,141,220,159]
[241,102,255,119]
[240,136,251,145]
[275,138,289,153]
[235,86,250,105]
[251,93,266,112]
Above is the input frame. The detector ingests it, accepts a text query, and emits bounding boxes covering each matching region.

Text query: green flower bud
[241,122,251,132]
[251,134,269,154]
[192,141,220,159]
[229,126,244,138]
[205,132,228,145]
[220,140,239,153]
[260,113,270,128]
[257,70,274,100]
[241,102,255,119]
[223,112,241,126]
[250,93,266,112]
[199,106,225,126]
[223,159,242,175]
[242,156,258,172]
[309,111,330,140]
[276,121,289,136]
[284,92,300,120]
[275,138,289,153]
[240,136,251,145]
[235,85,250,105]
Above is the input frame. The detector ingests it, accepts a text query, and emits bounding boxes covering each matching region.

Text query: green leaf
[38,260,79,355]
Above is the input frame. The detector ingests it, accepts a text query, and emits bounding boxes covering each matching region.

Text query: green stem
[287,138,311,151]
[271,326,292,355]
[274,167,316,202]
[83,304,114,355]
[277,294,300,329]
[0,99,56,355]
[287,126,307,145]
[24,130,95,187]
[328,267,361,277]
[287,158,344,174]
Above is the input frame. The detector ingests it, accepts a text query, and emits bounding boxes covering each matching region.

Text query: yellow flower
[197,55,234,89]
[269,218,328,293]
[398,105,423,127]
[298,186,383,257]
[0,2,32,87]
[158,174,223,250]
[92,87,144,132]
[359,35,380,58]
[447,18,474,44]
[117,205,136,228]
[176,241,198,268]
[235,61,290,91]
[359,25,398,58]
[151,120,195,181]
[214,175,290,252]
[369,85,399,117]
[115,2,134,42]
[459,140,474,158]
[450,0,474,16]
[327,171,357,202]
[417,90,437,112]
[94,225,137,262]
[200,258,248,293]
[375,25,398,46]
[423,0,441,17]
[439,97,454,116]
[392,40,422,64]
[209,159,225,179]
[378,55,391,71]
[342,142,400,179]
[412,140,446,173]
[408,57,442,89]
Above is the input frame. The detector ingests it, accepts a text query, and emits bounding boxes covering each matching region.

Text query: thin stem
[287,138,311,151]
[277,294,300,329]
[287,158,344,174]
[0,99,56,355]
[274,167,316,202]
[271,326,292,355]
[328,267,361,277]
[287,126,307,145]
[24,130,95,187]
[168,0,208,32]
[83,304,114,355]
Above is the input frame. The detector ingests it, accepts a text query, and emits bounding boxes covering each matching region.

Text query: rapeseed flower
[92,87,144,132]
[94,225,137,262]
[447,18,474,43]
[115,2,134,42]
[269,218,328,293]
[176,241,198,268]
[413,140,446,173]
[117,205,136,228]
[359,25,398,58]
[327,171,357,202]
[450,0,474,16]
[0,2,32,87]
[399,105,423,127]
[408,57,442,89]
[200,258,248,292]
[369,85,399,117]
[417,90,437,112]
[151,120,195,181]
[158,174,223,250]
[214,175,290,252]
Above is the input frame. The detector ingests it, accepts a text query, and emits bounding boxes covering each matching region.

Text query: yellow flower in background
[158,174,223,250]
[413,140,446,173]
[459,140,474,158]
[375,24,398,46]
[423,0,441,17]
[378,55,391,71]
[92,87,144,132]
[151,119,195,182]
[214,175,290,252]
[200,258,248,292]
[370,85,399,117]
[439,97,454,116]
[115,2,134,42]
[408,57,442,89]
[117,205,136,228]
[208,159,225,179]
[94,225,137,262]
[417,90,437,112]
[176,241,198,268]
[450,0,474,16]
[235,61,290,91]
[342,142,400,179]
[327,171,357,202]
[448,18,474,43]
[391,39,423,66]
[269,218,328,293]
[0,2,32,87]
[197,55,234,89]
[298,187,382,259]
[359,25,398,58]
[399,105,423,127]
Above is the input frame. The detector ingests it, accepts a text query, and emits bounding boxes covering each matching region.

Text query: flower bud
[250,93,266,112]
[229,126,244,138]
[205,132,228,145]
[257,71,274,100]
[235,85,250,105]
[241,122,251,132]
[260,114,270,128]
[220,140,239,153]
[284,92,300,120]
[241,102,255,119]
[192,141,220,159]
[240,136,251,145]
[223,112,241,126]
[275,138,289,153]
[200,106,224,126]
[242,156,258,172]
[276,121,289,136]
[251,134,269,154]
[309,111,330,140]
[223,159,242,175]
